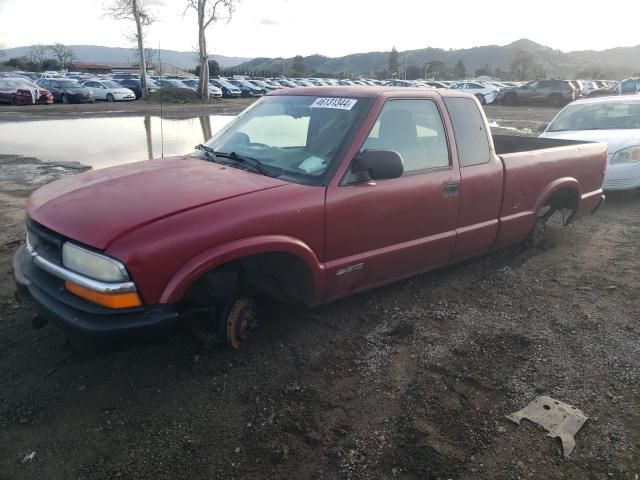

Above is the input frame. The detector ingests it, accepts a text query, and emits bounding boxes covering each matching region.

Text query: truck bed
[491,135,607,249]
[492,135,590,155]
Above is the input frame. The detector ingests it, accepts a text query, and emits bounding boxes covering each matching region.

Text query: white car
[540,96,640,190]
[81,80,136,102]
[181,79,223,98]
[449,81,499,105]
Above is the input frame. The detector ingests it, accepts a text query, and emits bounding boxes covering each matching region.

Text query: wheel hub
[226,298,256,349]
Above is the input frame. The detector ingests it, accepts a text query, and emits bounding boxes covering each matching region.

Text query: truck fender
[533,177,581,216]
[159,235,326,305]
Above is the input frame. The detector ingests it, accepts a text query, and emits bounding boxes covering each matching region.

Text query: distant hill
[233,39,640,79]
[2,45,250,70]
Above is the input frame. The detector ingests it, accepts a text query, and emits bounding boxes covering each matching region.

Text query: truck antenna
[158,41,164,158]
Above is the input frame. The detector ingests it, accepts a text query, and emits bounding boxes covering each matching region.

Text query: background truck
[14,86,607,348]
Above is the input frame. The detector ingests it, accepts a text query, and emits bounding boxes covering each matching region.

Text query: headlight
[62,243,129,282]
[610,146,640,165]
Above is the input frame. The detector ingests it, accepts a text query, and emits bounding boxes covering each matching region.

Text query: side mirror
[537,123,549,133]
[352,149,404,183]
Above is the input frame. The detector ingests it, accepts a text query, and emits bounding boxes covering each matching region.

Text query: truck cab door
[443,96,504,261]
[324,98,459,300]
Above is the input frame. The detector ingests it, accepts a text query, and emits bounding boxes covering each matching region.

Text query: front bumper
[113,93,136,101]
[13,245,178,339]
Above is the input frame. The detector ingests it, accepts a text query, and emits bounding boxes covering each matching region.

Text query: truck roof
[269,85,445,99]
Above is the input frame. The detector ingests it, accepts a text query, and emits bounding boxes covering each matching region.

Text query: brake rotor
[225,297,256,349]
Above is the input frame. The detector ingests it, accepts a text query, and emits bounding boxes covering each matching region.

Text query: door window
[443,97,491,167]
[360,99,450,173]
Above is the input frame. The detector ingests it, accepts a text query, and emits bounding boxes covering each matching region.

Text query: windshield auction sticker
[310,98,358,110]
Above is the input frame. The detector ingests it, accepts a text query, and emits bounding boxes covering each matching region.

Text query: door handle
[443,182,460,196]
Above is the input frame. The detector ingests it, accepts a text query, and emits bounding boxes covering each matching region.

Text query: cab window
[360,99,450,173]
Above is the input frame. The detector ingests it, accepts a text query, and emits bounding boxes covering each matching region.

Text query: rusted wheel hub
[225,297,256,349]
[529,218,547,247]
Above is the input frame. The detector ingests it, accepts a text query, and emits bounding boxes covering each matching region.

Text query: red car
[13,87,607,349]
[0,78,53,105]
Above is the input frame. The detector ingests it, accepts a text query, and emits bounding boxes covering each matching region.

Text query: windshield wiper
[214,151,282,178]
[195,144,281,178]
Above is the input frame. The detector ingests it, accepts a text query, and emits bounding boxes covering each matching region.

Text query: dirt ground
[1,105,639,480]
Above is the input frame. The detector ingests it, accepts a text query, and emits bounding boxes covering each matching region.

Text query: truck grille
[26,217,64,266]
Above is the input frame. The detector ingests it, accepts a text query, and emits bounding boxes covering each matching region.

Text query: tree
[453,59,466,79]
[41,59,61,71]
[475,64,491,77]
[510,49,535,81]
[291,55,305,76]
[388,47,399,77]
[144,47,157,69]
[195,59,220,77]
[424,60,446,80]
[405,64,421,80]
[4,57,29,70]
[28,45,48,70]
[186,0,237,99]
[48,43,75,69]
[105,0,155,98]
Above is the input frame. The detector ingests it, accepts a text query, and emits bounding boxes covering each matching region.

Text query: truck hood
[27,156,288,249]
[540,129,640,155]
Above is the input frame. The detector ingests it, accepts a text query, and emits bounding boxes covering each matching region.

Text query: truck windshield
[195,95,371,185]
[548,100,640,131]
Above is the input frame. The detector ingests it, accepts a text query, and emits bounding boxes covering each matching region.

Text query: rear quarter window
[443,97,491,167]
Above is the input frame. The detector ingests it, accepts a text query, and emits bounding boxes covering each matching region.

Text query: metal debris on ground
[22,451,36,464]
[506,396,588,457]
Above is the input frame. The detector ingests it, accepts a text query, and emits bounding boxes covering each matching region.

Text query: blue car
[227,79,265,97]
[209,79,241,98]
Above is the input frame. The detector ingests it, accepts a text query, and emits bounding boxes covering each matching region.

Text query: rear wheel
[475,94,486,105]
[10,96,17,106]
[62,94,70,104]
[106,93,115,102]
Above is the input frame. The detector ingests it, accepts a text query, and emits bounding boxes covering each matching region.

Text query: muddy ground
[1,105,639,479]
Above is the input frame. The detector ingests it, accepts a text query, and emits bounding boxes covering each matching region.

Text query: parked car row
[0,69,637,108]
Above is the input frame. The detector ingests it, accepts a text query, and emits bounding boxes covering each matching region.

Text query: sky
[0,0,638,58]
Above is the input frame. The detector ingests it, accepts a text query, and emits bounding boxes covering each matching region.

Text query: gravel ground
[1,105,639,479]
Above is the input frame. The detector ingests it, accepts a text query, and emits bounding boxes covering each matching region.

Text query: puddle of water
[0,115,235,169]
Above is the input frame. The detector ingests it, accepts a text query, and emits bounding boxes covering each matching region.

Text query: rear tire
[62,94,70,104]
[10,96,17,105]
[106,93,115,102]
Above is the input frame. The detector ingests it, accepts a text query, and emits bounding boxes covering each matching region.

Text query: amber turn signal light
[65,281,142,309]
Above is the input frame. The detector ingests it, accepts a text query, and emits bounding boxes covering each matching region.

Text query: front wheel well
[183,252,315,307]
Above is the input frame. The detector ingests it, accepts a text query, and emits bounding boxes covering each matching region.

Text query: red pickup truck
[13,87,606,348]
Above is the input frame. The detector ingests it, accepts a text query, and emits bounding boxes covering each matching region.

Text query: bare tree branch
[104,0,156,98]
[48,43,75,69]
[28,45,48,69]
